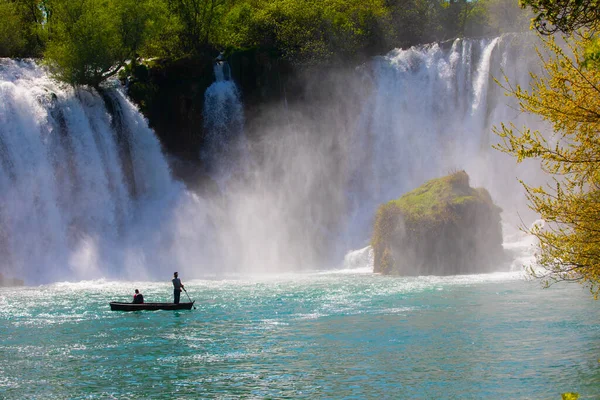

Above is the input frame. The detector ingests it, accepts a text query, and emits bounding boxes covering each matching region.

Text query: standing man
[172,272,184,304]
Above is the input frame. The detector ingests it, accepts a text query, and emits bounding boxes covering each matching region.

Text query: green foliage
[382,0,439,48]
[494,34,600,297]
[388,171,498,224]
[583,36,600,69]
[44,0,155,87]
[1,0,533,84]
[166,0,232,55]
[217,0,389,63]
[212,1,254,50]
[139,1,182,59]
[0,0,46,57]
[439,0,480,39]
[0,1,26,57]
[483,0,531,33]
[520,0,600,34]
[561,393,579,400]
[371,171,503,275]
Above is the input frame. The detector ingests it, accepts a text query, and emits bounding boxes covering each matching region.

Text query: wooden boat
[109,301,195,311]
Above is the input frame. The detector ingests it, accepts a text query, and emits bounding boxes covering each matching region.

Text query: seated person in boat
[132,289,144,304]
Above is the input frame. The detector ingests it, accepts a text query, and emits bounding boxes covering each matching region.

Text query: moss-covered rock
[371,171,504,275]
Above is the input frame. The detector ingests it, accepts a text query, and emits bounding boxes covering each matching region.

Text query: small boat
[109,301,195,311]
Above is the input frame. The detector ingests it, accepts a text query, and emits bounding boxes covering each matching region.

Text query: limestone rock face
[371,171,504,275]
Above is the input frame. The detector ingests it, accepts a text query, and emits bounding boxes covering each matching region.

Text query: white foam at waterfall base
[502,220,543,272]
[343,246,374,272]
[340,221,541,275]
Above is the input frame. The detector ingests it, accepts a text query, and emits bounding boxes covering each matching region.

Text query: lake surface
[1,271,599,399]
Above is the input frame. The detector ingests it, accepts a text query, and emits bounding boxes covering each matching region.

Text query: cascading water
[201,61,247,187]
[194,35,545,275]
[0,34,547,283]
[0,59,215,283]
[341,34,546,255]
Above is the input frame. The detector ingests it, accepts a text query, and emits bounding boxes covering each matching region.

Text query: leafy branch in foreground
[494,34,600,297]
[520,0,600,34]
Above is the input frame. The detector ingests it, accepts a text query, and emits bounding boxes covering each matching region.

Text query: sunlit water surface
[1,271,599,399]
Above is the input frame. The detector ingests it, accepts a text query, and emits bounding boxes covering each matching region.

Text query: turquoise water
[1,271,599,399]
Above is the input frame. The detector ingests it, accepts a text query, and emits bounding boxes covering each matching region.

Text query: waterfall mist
[0,34,548,283]
[211,34,548,273]
[344,35,546,245]
[0,60,216,283]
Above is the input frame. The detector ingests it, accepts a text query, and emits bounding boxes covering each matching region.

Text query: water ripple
[1,273,599,399]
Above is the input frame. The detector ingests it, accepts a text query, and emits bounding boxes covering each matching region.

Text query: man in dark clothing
[172,272,184,304]
[132,289,144,304]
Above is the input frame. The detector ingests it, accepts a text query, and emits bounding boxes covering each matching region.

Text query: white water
[1,34,548,283]
[0,60,215,283]
[201,62,247,187]
[341,35,546,251]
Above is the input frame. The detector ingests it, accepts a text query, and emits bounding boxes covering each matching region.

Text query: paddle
[182,287,197,309]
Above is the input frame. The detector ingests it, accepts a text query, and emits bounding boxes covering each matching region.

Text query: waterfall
[0,59,214,283]
[341,35,546,251]
[195,34,546,273]
[0,34,547,282]
[201,61,246,187]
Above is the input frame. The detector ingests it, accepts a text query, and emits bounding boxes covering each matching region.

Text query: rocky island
[371,171,504,275]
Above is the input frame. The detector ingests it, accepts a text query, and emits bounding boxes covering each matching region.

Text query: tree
[44,0,155,87]
[217,0,389,64]
[0,0,47,57]
[437,0,484,39]
[494,34,600,297]
[166,0,233,55]
[0,1,27,56]
[384,0,441,48]
[520,0,600,34]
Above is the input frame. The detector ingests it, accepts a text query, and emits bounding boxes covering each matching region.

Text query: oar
[182,287,197,309]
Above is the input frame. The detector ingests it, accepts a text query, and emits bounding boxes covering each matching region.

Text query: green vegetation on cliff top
[371,171,501,256]
[386,171,498,223]
[371,171,503,276]
[0,0,530,87]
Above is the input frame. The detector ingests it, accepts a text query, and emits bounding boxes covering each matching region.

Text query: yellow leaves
[517,36,600,137]
[496,32,600,297]
[494,123,551,162]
